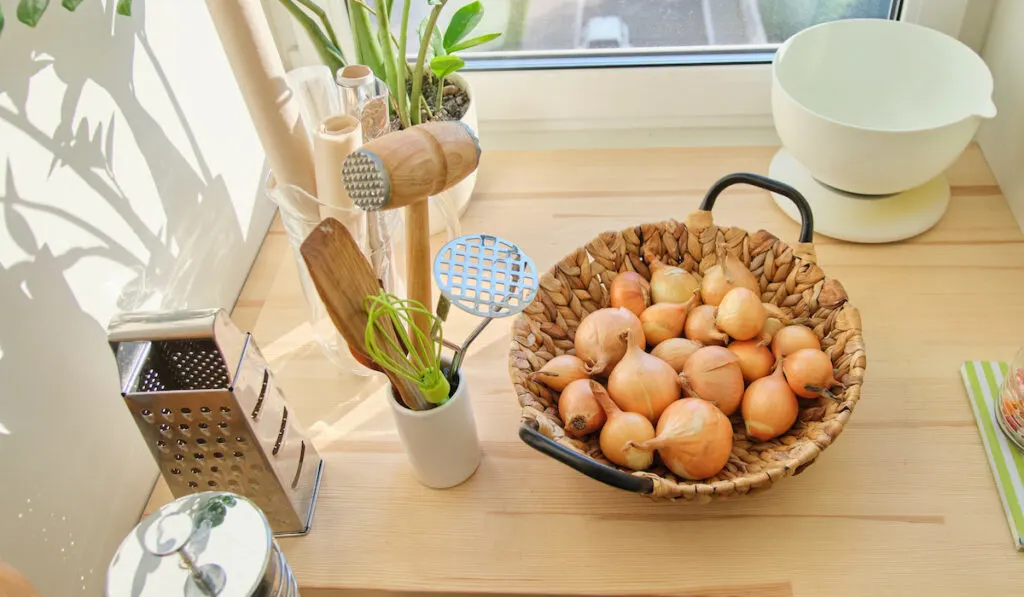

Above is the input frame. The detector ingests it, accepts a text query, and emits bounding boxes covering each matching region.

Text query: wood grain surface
[146,145,1024,596]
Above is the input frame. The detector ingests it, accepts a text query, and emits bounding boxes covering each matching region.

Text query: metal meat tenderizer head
[342,150,389,210]
[107,309,323,536]
[433,234,539,375]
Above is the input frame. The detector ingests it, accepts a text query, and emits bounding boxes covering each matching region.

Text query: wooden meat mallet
[342,121,481,336]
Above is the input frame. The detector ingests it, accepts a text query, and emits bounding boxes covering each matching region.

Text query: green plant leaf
[0,5,5,37]
[17,0,50,27]
[443,0,483,51]
[349,0,386,79]
[429,54,465,80]
[417,15,444,61]
[446,31,500,53]
[61,0,83,11]
[115,0,131,16]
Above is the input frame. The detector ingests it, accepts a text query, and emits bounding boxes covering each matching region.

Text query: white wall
[977,0,1024,230]
[0,1,275,594]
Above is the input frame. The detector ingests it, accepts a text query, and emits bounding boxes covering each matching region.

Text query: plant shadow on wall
[0,0,256,314]
[0,2,263,586]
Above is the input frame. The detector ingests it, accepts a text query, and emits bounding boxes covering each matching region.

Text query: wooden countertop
[149,145,1024,596]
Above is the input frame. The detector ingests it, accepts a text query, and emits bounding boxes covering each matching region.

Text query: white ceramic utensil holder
[388,371,481,488]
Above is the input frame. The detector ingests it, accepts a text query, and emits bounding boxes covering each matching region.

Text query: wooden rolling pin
[206,0,319,222]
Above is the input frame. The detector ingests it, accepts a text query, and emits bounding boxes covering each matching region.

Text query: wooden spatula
[300,217,428,410]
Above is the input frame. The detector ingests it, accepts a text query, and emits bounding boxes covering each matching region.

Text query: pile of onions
[640,293,699,347]
[741,366,798,440]
[782,348,839,398]
[727,340,775,383]
[589,381,655,470]
[651,338,702,373]
[684,305,728,346]
[649,258,700,305]
[630,398,733,480]
[557,379,607,438]
[608,331,680,422]
[530,355,589,391]
[609,271,650,317]
[715,287,765,341]
[680,346,744,415]
[549,252,842,481]
[772,325,821,359]
[700,253,759,306]
[574,307,645,375]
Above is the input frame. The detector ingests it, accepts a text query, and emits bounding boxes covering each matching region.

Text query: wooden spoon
[300,217,428,410]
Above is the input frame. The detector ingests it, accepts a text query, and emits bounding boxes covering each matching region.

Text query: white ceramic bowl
[772,19,996,195]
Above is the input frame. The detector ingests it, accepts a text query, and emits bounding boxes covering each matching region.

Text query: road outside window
[391,0,896,56]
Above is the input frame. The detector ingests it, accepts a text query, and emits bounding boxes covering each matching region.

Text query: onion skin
[715,287,765,341]
[631,398,733,480]
[574,307,645,375]
[700,254,759,306]
[680,346,745,415]
[558,379,607,437]
[760,317,786,345]
[609,271,651,317]
[649,257,700,305]
[650,338,703,373]
[758,303,788,345]
[589,380,655,470]
[741,367,798,440]
[727,340,775,383]
[782,348,839,399]
[771,325,821,359]
[530,355,590,392]
[640,293,699,347]
[608,331,681,422]
[683,304,728,346]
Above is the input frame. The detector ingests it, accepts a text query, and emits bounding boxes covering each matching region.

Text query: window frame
[264,0,980,147]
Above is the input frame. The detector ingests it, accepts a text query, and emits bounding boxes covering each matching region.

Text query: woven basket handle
[699,173,815,243]
[519,419,655,493]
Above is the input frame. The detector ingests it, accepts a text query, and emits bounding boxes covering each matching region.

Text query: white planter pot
[388,370,481,489]
[428,73,478,235]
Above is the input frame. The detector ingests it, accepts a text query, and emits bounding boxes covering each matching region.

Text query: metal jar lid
[107,492,272,597]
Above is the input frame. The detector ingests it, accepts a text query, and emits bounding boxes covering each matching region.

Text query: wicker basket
[508,173,866,502]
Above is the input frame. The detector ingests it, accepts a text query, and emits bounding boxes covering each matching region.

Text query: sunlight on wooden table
[146,145,1024,597]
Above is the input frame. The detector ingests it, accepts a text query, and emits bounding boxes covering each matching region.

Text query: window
[265,0,977,147]
[394,0,898,69]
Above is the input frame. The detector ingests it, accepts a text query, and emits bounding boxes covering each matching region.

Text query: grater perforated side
[109,309,323,536]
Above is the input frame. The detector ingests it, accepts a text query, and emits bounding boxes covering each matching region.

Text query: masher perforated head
[433,234,538,318]
[342,150,390,210]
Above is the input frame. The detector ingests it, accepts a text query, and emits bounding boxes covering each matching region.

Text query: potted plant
[276,0,500,224]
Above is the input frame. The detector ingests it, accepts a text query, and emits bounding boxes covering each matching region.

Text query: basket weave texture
[508,210,866,501]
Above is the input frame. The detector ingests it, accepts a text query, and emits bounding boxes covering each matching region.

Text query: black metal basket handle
[519,419,654,493]
[699,172,815,243]
[517,173,814,494]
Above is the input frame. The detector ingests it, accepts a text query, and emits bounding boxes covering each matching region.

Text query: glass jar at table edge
[105,491,300,597]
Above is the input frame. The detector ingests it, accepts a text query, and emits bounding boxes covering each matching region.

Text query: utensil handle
[518,420,654,494]
[698,172,815,243]
[406,200,432,336]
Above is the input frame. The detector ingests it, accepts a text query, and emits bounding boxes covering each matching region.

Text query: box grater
[108,309,323,536]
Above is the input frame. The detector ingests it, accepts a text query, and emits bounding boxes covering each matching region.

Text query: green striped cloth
[961,361,1024,550]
